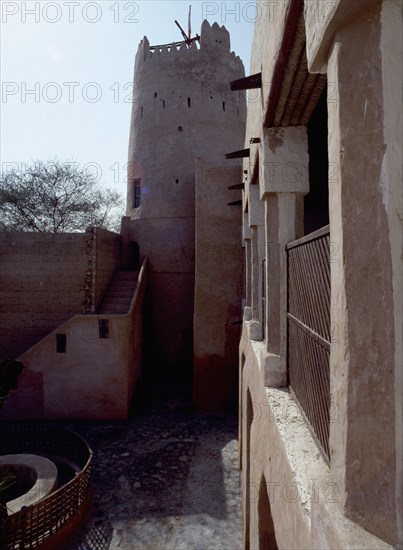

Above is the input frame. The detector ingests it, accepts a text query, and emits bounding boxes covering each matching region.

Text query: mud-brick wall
[0,229,121,360]
[0,232,89,359]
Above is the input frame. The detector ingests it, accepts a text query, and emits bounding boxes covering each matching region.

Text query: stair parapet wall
[1,259,148,420]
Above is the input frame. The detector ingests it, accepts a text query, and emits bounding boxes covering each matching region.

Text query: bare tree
[0,160,124,233]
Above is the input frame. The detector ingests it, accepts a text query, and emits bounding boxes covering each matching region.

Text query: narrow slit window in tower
[99,319,109,339]
[188,97,191,108]
[133,178,141,208]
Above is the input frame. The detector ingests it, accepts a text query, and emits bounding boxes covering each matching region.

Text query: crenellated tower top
[134,20,240,71]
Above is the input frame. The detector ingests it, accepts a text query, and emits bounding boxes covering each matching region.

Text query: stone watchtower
[124,20,246,385]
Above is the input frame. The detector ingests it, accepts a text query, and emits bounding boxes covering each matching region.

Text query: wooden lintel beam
[225,148,250,160]
[228,183,244,190]
[227,200,242,206]
[230,73,262,91]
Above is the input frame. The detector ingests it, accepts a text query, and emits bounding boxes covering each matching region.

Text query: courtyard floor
[70,397,243,550]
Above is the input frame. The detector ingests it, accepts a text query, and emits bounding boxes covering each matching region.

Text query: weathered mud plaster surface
[326,3,400,544]
[193,158,243,412]
[240,333,393,550]
[240,0,402,547]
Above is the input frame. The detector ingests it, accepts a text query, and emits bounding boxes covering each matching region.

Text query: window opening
[99,319,109,339]
[133,178,141,208]
[56,334,66,353]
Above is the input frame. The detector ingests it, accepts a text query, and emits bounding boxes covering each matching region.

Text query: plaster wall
[193,158,243,411]
[244,0,289,148]
[304,0,376,74]
[240,0,402,547]
[380,2,403,545]
[1,261,147,420]
[0,231,89,360]
[0,229,121,360]
[324,3,400,543]
[240,328,392,550]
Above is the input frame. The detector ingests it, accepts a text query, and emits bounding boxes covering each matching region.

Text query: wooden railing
[286,225,331,461]
[0,425,92,549]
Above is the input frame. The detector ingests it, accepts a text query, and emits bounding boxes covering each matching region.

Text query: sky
[0,1,255,197]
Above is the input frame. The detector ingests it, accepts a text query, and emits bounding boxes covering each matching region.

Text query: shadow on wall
[258,476,279,550]
[0,359,23,409]
[245,388,253,550]
[239,352,246,471]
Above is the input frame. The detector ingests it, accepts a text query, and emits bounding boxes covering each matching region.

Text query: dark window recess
[225,148,250,160]
[175,179,179,184]
[129,241,140,271]
[141,106,143,119]
[56,334,66,354]
[305,89,329,234]
[99,319,109,339]
[163,100,165,109]
[154,92,157,98]
[222,101,226,112]
[132,178,141,208]
[187,97,191,108]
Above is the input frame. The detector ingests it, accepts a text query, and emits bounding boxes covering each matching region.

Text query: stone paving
[70,400,243,550]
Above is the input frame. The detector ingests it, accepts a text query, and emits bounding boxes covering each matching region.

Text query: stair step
[105,291,134,299]
[99,304,129,314]
[101,300,131,308]
[104,284,136,292]
[109,280,137,286]
[97,270,139,315]
[113,271,138,281]
[106,293,134,300]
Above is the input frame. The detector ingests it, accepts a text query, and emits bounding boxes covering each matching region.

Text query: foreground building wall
[240,0,402,548]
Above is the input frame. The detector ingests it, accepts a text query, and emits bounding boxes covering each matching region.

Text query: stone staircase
[98,271,138,315]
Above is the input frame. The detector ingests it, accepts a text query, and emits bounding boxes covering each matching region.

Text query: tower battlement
[135,20,240,71]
